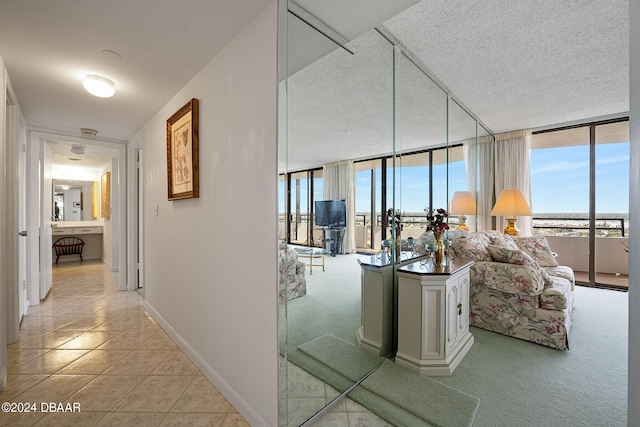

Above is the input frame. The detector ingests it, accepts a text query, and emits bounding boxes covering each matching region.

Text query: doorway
[26,131,129,305]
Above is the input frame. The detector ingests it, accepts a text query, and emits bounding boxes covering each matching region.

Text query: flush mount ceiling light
[70,144,86,155]
[83,74,115,98]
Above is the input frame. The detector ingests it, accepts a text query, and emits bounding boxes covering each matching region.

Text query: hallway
[0,261,249,426]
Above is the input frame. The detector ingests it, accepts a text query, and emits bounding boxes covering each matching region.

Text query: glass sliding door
[288,171,309,245]
[531,127,591,282]
[355,159,382,251]
[595,121,629,288]
[530,120,630,289]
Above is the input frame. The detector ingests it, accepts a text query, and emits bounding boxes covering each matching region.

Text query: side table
[294,247,325,275]
[395,259,474,375]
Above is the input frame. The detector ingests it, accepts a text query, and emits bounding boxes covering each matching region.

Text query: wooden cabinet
[395,260,473,376]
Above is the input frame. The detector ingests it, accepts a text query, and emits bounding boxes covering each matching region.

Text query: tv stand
[322,227,345,257]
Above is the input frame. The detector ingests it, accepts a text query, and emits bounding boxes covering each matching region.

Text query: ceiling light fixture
[83,74,115,98]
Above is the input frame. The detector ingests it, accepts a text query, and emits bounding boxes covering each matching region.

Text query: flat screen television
[315,200,346,228]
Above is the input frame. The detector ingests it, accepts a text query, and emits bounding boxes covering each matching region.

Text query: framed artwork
[91,181,99,218]
[167,98,199,200]
[101,171,110,219]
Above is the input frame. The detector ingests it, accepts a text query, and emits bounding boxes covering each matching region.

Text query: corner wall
[140,2,278,426]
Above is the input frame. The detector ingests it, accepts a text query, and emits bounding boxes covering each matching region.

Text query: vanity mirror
[53,179,99,222]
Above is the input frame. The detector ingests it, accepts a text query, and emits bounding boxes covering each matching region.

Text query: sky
[530,142,629,214]
[280,141,630,217]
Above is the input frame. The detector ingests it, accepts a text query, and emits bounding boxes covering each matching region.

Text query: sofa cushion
[450,232,492,261]
[486,245,553,286]
[471,261,546,295]
[512,236,559,267]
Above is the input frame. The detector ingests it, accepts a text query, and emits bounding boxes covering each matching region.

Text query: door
[18,116,27,316]
[40,141,53,298]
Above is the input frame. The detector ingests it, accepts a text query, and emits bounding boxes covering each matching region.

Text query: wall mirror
[278,3,492,425]
[53,179,98,222]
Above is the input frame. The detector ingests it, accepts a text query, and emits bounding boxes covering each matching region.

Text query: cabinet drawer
[52,228,69,235]
[74,227,100,234]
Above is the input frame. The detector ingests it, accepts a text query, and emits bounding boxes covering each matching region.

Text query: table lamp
[449,191,476,231]
[490,188,532,236]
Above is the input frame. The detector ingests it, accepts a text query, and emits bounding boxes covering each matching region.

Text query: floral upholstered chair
[278,241,306,302]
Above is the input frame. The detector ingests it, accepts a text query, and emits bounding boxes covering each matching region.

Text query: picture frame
[167,98,199,200]
[101,171,110,219]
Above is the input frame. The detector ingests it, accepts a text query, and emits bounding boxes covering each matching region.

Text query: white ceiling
[0,0,629,172]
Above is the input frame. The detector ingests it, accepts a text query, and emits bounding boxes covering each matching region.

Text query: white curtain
[464,135,495,231]
[323,160,356,253]
[494,129,533,236]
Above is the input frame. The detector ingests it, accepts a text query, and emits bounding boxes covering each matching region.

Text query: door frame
[26,131,129,302]
[127,129,143,292]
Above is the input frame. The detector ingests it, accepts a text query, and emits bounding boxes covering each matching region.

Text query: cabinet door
[457,275,470,337]
[445,280,460,355]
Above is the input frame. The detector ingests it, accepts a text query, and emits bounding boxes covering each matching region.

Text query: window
[531,120,629,288]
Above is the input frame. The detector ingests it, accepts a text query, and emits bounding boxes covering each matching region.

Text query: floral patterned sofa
[278,241,306,302]
[415,230,575,350]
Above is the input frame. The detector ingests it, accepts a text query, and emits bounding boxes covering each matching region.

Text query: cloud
[596,154,629,166]
[531,160,589,175]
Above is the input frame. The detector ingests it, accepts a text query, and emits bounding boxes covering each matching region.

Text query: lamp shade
[491,189,532,216]
[449,191,477,215]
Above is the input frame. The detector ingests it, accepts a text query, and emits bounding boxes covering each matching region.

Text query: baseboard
[142,300,271,427]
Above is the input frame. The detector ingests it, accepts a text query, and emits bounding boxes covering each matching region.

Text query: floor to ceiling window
[530,118,629,289]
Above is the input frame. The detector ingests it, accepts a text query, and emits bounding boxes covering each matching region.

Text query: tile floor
[0,261,250,427]
[1,260,390,427]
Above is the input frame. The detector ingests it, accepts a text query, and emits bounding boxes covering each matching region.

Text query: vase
[434,232,445,266]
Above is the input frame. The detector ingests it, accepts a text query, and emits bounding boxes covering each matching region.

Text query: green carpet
[282,253,628,426]
[299,333,480,427]
[298,333,384,381]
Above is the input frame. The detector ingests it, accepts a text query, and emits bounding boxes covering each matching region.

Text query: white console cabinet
[395,260,474,376]
[356,252,426,357]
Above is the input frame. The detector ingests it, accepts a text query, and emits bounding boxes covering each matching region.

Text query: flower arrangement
[425,208,449,233]
[385,208,404,237]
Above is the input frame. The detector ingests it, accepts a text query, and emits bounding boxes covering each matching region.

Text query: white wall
[141,2,278,426]
[628,0,639,424]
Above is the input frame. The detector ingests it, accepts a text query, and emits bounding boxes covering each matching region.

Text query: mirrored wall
[278,4,493,425]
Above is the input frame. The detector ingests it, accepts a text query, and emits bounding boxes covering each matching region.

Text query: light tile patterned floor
[0,261,250,427]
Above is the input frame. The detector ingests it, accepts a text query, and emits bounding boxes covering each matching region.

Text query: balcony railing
[532,216,628,237]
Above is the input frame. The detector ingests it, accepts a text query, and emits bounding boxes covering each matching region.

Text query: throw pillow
[487,244,538,268]
[449,233,492,262]
[486,244,553,285]
[512,236,559,267]
[484,230,518,250]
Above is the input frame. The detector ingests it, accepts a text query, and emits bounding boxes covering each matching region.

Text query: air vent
[80,128,98,136]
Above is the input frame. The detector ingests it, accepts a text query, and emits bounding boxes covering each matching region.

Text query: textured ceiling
[283,0,629,171]
[0,0,629,173]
